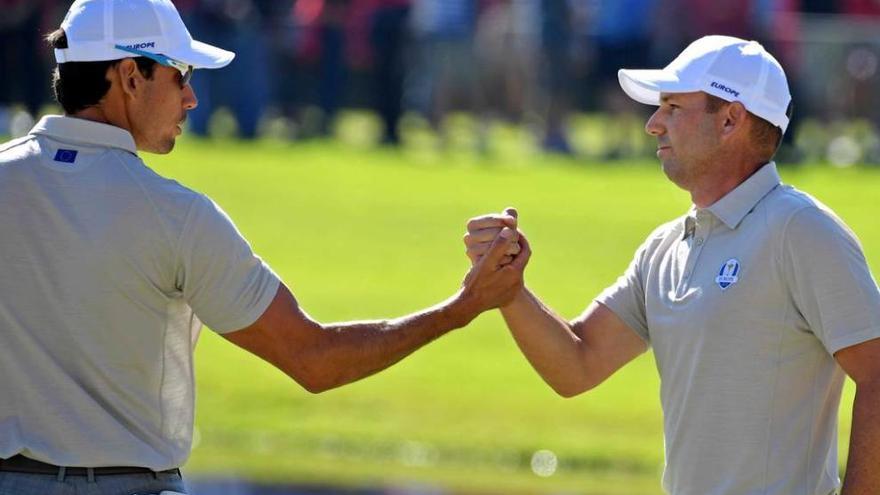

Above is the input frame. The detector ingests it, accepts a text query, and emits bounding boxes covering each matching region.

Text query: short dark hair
[46,29,158,114]
[704,93,782,161]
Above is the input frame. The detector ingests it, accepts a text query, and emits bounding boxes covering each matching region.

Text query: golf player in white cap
[0,1,524,493]
[466,36,880,494]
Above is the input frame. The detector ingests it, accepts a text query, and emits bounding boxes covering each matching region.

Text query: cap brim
[618,69,695,105]
[168,39,235,69]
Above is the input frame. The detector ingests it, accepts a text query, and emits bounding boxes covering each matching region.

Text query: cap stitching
[696,44,726,91]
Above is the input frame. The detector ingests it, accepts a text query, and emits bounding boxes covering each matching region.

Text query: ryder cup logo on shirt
[715,258,741,290]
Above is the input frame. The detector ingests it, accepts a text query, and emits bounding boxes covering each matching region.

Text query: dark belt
[0,455,180,477]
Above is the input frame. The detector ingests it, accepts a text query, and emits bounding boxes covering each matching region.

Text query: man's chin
[661,161,695,192]
[661,160,683,183]
[141,138,176,155]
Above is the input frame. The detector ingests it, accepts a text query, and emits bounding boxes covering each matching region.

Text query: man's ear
[114,58,144,98]
[720,101,748,138]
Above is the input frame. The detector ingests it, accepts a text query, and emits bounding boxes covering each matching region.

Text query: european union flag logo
[54,149,78,163]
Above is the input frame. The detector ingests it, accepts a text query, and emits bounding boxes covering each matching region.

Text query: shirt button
[695,237,704,246]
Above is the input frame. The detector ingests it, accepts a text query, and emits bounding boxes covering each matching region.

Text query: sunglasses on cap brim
[114,44,193,87]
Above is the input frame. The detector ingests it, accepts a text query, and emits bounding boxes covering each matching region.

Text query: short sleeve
[176,195,281,333]
[782,206,880,354]
[595,238,651,344]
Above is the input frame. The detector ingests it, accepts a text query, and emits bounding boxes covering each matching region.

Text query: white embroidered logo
[715,258,740,290]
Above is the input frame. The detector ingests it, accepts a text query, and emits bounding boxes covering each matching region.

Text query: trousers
[0,470,187,495]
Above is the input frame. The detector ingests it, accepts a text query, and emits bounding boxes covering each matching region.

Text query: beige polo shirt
[0,116,280,470]
[598,162,880,495]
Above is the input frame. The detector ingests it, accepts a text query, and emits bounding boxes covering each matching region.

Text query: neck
[690,158,767,208]
[69,89,133,136]
[69,106,112,125]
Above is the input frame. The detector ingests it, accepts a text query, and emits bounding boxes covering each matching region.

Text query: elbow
[549,380,596,399]
[281,351,339,394]
[300,379,332,394]
[291,370,338,394]
[554,387,582,399]
[552,386,590,399]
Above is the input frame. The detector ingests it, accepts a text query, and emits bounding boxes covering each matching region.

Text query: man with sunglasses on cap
[466,36,880,494]
[0,0,525,493]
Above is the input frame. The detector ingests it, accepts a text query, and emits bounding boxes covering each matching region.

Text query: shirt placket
[676,210,713,297]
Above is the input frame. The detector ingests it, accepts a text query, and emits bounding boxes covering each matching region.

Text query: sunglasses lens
[181,66,193,87]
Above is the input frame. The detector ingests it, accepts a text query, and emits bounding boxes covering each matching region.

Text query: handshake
[456,207,531,323]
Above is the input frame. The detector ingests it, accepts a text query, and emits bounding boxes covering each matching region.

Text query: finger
[466,236,520,263]
[478,227,516,269]
[467,214,517,232]
[463,227,505,246]
[509,231,532,270]
[503,207,518,220]
[505,241,521,256]
[466,243,490,259]
[466,248,480,264]
[499,255,514,266]
[467,215,507,231]
[468,250,490,267]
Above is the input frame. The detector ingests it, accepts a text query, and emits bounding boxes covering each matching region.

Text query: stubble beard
[142,134,177,155]
[662,155,713,193]
[660,157,691,191]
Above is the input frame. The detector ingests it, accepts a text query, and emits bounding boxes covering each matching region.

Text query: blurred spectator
[535,0,575,154]
[368,0,412,145]
[678,0,757,40]
[316,0,353,136]
[0,0,59,132]
[258,0,299,130]
[5,0,878,159]
[801,0,840,13]
[177,0,270,139]
[409,0,483,148]
[474,0,539,126]
[843,0,880,15]
[835,0,880,132]
[288,0,354,138]
[591,0,659,158]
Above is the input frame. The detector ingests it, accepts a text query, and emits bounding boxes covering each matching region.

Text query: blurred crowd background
[2,0,880,163]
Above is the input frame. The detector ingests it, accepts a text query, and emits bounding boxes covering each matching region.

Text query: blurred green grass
[148,134,879,494]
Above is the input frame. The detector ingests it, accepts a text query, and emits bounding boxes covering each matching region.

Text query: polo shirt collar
[30,115,137,155]
[705,162,781,230]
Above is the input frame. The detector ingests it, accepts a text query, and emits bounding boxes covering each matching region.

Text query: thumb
[509,231,531,271]
[477,227,515,269]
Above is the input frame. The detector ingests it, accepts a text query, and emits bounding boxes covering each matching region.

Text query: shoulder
[0,135,38,162]
[760,185,862,256]
[103,153,221,245]
[113,153,205,211]
[763,184,856,240]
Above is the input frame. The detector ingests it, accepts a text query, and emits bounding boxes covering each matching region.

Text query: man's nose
[183,83,198,110]
[645,109,664,136]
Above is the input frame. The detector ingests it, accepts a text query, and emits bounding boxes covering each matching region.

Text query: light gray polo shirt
[597,162,880,495]
[0,116,280,470]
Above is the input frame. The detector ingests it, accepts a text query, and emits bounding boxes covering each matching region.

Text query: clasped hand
[457,207,531,314]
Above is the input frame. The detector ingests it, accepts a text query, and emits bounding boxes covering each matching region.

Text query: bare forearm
[300,292,476,392]
[232,230,524,393]
[500,287,589,396]
[841,381,880,495]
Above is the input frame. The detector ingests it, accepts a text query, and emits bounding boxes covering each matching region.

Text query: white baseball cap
[54,0,234,70]
[618,35,792,133]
